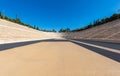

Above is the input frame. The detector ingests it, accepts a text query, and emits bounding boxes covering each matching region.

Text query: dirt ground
[0,41,120,76]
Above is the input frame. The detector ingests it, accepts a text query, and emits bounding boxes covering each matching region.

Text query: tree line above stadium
[0,12,120,33]
[0,12,56,32]
[71,13,120,32]
[59,13,120,32]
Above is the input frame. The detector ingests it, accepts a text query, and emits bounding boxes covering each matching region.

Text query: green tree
[72,13,120,32]
[0,12,4,19]
[59,28,71,32]
[4,16,9,20]
[52,29,56,32]
[15,17,21,23]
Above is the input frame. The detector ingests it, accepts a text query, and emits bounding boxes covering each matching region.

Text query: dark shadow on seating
[71,40,120,63]
[0,39,69,51]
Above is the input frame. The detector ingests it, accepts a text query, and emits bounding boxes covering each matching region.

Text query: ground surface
[0,39,120,76]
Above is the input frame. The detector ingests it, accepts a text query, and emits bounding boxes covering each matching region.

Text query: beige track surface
[0,41,120,76]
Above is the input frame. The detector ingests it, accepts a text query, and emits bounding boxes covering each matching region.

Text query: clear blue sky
[0,0,120,31]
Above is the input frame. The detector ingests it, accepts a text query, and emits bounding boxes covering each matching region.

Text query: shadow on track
[71,40,120,63]
[0,39,68,51]
[74,39,120,50]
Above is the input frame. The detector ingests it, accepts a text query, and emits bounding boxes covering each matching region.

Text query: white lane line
[69,39,120,54]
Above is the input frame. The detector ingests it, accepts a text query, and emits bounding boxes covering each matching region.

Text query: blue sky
[0,0,120,31]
